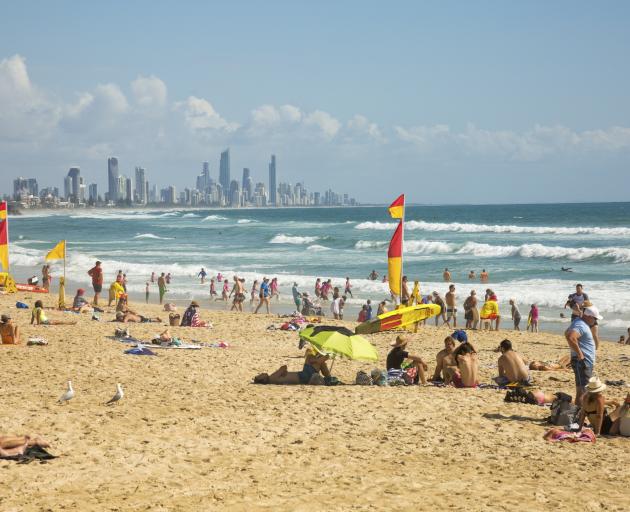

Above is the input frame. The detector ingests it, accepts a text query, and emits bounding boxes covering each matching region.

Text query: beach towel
[124,346,157,356]
[544,428,596,443]
[27,337,48,346]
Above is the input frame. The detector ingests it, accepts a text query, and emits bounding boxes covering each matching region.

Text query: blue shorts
[297,364,318,384]
[571,357,593,389]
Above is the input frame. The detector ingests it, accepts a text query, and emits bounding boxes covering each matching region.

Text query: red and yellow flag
[388,194,405,219]
[388,221,403,298]
[0,201,8,271]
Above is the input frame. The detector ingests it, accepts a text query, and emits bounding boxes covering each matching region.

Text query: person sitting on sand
[115,311,162,324]
[116,293,130,313]
[180,301,208,327]
[528,355,571,371]
[431,336,456,381]
[0,314,20,344]
[444,342,479,388]
[254,348,331,385]
[577,377,624,436]
[386,335,428,385]
[72,288,93,313]
[30,300,77,326]
[494,339,532,386]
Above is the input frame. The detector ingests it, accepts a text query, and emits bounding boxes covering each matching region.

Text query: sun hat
[583,306,603,320]
[586,376,606,393]
[190,300,199,307]
[1,314,10,322]
[390,335,408,348]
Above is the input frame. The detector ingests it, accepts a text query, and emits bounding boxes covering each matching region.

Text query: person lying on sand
[115,311,162,324]
[444,342,479,388]
[0,435,50,458]
[528,355,571,371]
[386,335,428,385]
[254,348,331,385]
[432,336,456,381]
[31,300,77,326]
[494,339,532,386]
[72,288,93,313]
[0,314,20,344]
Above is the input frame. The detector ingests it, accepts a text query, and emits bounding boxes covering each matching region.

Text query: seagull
[105,383,124,405]
[58,380,75,404]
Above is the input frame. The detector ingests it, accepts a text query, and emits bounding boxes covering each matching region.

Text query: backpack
[549,396,580,426]
[355,371,372,386]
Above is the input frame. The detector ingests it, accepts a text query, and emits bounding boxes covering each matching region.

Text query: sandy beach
[1,291,629,511]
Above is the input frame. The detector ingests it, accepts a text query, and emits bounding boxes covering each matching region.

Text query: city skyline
[9,149,358,208]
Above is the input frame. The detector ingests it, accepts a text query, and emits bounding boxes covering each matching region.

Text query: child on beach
[210,278,217,298]
[528,304,539,332]
[221,280,229,301]
[270,278,279,300]
[145,282,150,304]
[250,280,259,305]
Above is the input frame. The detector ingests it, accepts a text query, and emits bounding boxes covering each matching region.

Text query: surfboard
[15,283,49,293]
[355,303,441,334]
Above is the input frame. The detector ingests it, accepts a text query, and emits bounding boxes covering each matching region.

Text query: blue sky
[1,1,629,203]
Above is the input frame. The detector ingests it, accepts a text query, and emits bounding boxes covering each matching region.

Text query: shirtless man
[468,270,475,280]
[444,342,479,388]
[445,284,457,327]
[432,336,456,381]
[401,276,410,306]
[230,276,245,312]
[115,311,162,323]
[443,268,451,282]
[0,314,20,344]
[494,339,531,385]
[463,290,476,329]
[529,354,571,371]
[480,269,489,282]
[254,349,331,385]
[432,291,447,326]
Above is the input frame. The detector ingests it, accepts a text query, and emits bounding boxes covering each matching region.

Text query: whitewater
[7,202,630,340]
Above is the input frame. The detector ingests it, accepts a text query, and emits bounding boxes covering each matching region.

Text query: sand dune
[1,292,628,511]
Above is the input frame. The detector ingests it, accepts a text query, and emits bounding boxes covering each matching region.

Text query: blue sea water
[8,202,630,340]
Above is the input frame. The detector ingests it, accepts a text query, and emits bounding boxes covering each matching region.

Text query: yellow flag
[46,240,66,260]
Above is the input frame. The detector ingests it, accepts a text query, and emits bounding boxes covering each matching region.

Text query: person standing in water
[157,273,167,305]
[198,268,207,284]
[210,278,217,299]
[344,277,353,298]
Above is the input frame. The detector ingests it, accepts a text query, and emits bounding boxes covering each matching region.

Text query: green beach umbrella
[299,325,378,362]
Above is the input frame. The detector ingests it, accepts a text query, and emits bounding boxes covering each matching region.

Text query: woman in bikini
[578,377,623,436]
[31,300,77,326]
[254,348,331,385]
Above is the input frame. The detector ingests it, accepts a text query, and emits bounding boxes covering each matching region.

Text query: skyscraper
[135,167,146,204]
[67,167,81,203]
[242,168,251,202]
[219,149,230,200]
[196,162,211,192]
[268,154,277,206]
[88,183,98,202]
[108,157,119,202]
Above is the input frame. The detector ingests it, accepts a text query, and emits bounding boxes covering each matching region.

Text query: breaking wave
[270,234,319,244]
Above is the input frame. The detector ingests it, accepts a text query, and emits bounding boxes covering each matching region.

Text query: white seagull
[105,383,124,405]
[58,380,75,404]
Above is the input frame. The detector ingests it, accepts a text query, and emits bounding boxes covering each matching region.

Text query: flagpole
[5,201,10,272]
[399,199,405,307]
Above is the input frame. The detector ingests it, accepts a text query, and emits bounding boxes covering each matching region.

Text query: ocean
[8,202,630,341]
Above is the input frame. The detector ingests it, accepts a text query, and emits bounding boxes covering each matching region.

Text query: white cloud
[131,75,167,108]
[0,54,60,140]
[346,114,385,142]
[303,110,341,138]
[177,96,239,133]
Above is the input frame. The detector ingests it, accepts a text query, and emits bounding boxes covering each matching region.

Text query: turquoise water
[8,202,630,340]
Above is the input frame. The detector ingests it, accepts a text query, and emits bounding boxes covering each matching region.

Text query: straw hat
[190,300,200,307]
[586,376,606,394]
[390,335,408,348]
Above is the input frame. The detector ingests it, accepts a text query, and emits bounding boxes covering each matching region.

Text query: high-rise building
[66,167,81,202]
[125,177,133,203]
[241,168,251,202]
[219,149,230,200]
[88,183,98,202]
[13,177,38,199]
[229,180,240,207]
[268,154,277,206]
[196,162,211,193]
[134,167,146,204]
[108,157,119,202]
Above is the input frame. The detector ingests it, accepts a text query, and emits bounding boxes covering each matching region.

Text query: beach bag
[355,371,372,386]
[549,398,580,426]
[169,313,181,326]
[16,302,29,309]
